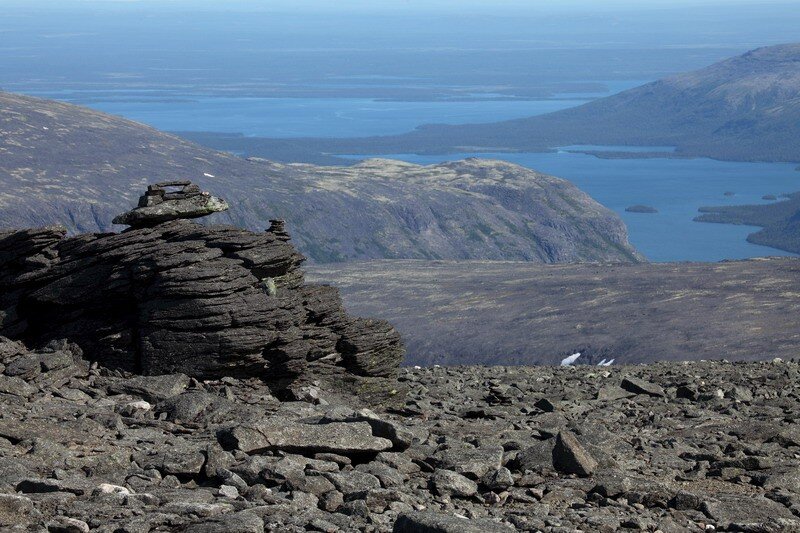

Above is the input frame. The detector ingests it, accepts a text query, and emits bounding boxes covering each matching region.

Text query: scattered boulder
[552,431,598,477]
[702,494,796,528]
[513,438,557,473]
[432,469,478,498]
[481,467,514,491]
[218,419,393,455]
[0,494,37,525]
[0,375,36,397]
[393,511,515,533]
[182,510,265,533]
[430,441,504,479]
[596,384,636,401]
[319,406,415,450]
[620,377,665,397]
[110,373,190,403]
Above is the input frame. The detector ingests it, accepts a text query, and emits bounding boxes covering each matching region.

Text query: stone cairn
[112,180,230,227]
[0,181,405,403]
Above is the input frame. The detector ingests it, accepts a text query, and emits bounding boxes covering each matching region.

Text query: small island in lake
[763,194,778,200]
[626,204,659,213]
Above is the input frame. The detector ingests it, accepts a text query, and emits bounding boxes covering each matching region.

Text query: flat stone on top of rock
[112,181,229,227]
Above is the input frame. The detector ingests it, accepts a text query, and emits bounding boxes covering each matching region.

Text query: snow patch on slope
[560,352,581,366]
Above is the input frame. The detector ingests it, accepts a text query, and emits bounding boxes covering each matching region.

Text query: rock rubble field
[0,339,798,532]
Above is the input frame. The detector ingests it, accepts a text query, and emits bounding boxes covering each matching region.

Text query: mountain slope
[309,258,800,366]
[193,43,800,163]
[0,91,641,263]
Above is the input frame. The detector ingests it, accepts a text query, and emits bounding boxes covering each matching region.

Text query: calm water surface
[30,92,592,138]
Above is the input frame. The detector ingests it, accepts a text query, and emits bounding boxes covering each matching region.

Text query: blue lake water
[344,152,800,262]
[29,92,592,138]
[560,145,677,153]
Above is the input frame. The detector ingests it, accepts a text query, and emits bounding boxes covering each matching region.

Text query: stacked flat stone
[0,184,405,403]
[112,180,230,227]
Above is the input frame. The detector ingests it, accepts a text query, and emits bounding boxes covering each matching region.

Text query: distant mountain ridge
[188,43,800,164]
[0,91,641,263]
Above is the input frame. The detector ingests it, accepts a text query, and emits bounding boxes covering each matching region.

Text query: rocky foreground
[0,339,798,532]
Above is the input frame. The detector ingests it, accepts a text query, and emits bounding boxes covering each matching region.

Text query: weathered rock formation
[0,188,405,403]
[112,180,229,227]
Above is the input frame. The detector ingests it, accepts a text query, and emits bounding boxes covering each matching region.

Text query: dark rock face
[0,218,404,401]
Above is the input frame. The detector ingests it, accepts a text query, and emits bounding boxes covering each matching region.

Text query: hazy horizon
[4,0,798,95]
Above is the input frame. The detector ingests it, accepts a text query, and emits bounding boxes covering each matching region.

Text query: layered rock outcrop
[0,189,405,402]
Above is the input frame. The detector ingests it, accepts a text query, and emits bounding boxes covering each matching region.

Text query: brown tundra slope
[308,258,800,366]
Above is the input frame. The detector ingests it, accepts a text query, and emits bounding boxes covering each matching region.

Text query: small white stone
[96,483,131,495]
[127,400,152,411]
[218,485,239,499]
